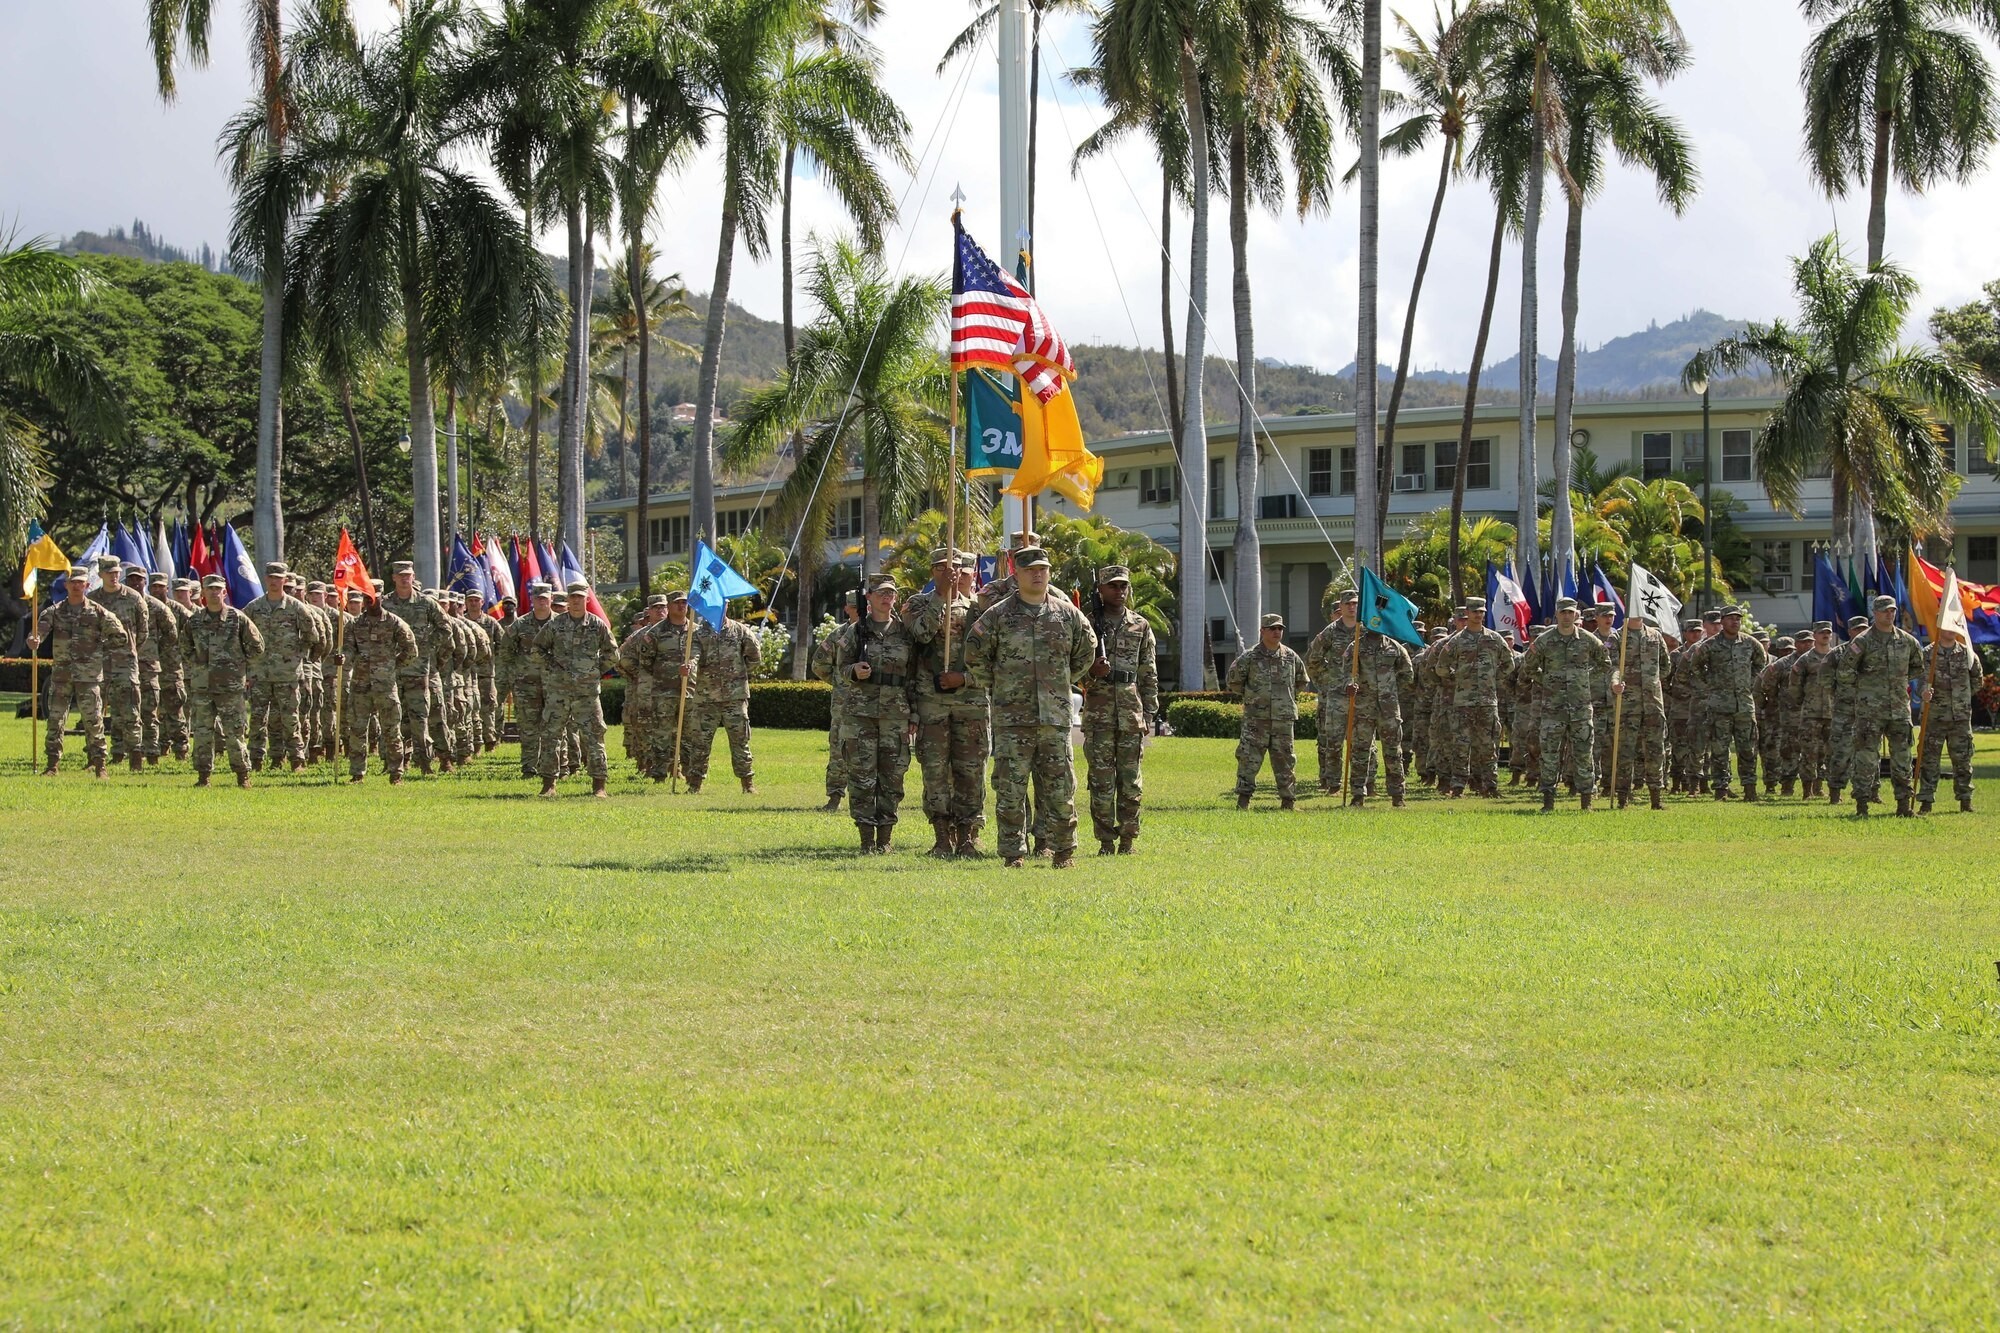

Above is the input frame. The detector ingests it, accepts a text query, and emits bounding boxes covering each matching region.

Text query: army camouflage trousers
[1795,716,1833,786]
[991,724,1078,857]
[541,683,608,781]
[1758,718,1791,786]
[1347,709,1405,798]
[1919,714,1975,802]
[1827,713,1856,792]
[511,679,550,776]
[247,677,303,763]
[1707,709,1758,792]
[685,700,753,782]
[841,712,911,826]
[481,674,500,749]
[1082,713,1145,840]
[1444,702,1501,792]
[823,706,848,798]
[135,662,160,757]
[1538,711,1595,795]
[1235,715,1298,800]
[1611,699,1668,792]
[917,700,989,826]
[346,680,404,777]
[43,671,106,766]
[191,687,251,776]
[647,688,689,779]
[395,671,435,766]
[102,661,140,761]
[160,671,188,754]
[1850,711,1913,803]
[623,686,652,761]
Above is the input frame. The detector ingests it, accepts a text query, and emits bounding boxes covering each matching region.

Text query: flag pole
[1609,617,1630,805]
[1341,617,1360,804]
[669,619,695,794]
[943,366,961,672]
[29,597,39,768]
[330,611,347,785]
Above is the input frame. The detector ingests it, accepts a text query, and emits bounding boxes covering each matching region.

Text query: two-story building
[588,395,2000,649]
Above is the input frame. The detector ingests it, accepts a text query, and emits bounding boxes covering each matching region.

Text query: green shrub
[749,681,833,730]
[1165,696,1318,740]
[600,677,625,725]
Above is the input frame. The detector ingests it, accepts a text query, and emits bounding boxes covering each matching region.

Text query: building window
[1258,492,1299,520]
[1207,549,1227,584]
[1720,429,1752,482]
[1758,540,1793,593]
[1969,535,1999,582]
[1681,431,1706,474]
[1970,423,1996,474]
[1640,431,1672,481]
[1433,440,1457,492]
[1306,448,1334,497]
[1139,466,1175,506]
[1463,438,1492,490]
[832,496,863,540]
[1210,457,1226,519]
[1339,447,1357,495]
[1399,442,1426,486]
[716,506,763,538]
[647,515,689,556]
[1940,424,1958,473]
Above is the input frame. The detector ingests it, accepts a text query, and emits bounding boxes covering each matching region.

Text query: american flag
[951,215,1073,403]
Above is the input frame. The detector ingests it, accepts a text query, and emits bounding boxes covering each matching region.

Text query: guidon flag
[950,214,1073,404]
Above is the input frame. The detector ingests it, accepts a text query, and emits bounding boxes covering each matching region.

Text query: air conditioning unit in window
[1393,473,1427,493]
[1761,574,1792,593]
[1257,493,1300,520]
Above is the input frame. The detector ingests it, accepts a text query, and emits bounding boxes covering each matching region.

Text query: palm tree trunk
[792,547,816,680]
[1549,180,1584,577]
[1516,54,1546,580]
[1175,43,1212,691]
[1353,0,1383,576]
[781,143,796,363]
[1378,136,1452,559]
[860,477,880,581]
[633,230,653,597]
[1160,172,1181,442]
[692,176,738,547]
[255,253,285,563]
[525,201,542,539]
[1853,58,1893,572]
[1228,126,1259,648]
[406,281,441,587]
[558,202,583,552]
[617,346,630,497]
[561,216,593,557]
[338,377,381,576]
[1450,206,1507,605]
[445,383,461,543]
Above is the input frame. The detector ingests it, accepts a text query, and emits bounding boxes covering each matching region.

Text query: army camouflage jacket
[965,593,1098,728]
[1925,640,1978,719]
[184,604,265,691]
[40,597,128,681]
[342,610,419,687]
[622,618,699,695]
[1755,654,1795,719]
[692,618,760,703]
[382,591,452,676]
[1226,642,1311,722]
[1850,625,1923,720]
[536,612,618,684]
[499,613,558,684]
[1304,621,1356,697]
[244,592,324,682]
[823,613,919,722]
[469,614,501,676]
[149,595,187,672]
[1080,604,1159,724]
[1610,622,1673,705]
[1692,633,1768,715]
[1521,627,1608,717]
[905,589,989,705]
[89,583,151,663]
[1440,625,1515,706]
[1792,647,1837,720]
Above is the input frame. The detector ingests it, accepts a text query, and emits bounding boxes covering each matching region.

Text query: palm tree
[1545,44,1696,587]
[1381,508,1516,623]
[1537,440,1632,509]
[1594,474,1716,601]
[285,0,555,585]
[725,236,949,671]
[1095,0,1242,690]
[680,0,909,547]
[1683,234,1998,550]
[0,241,122,549]
[1801,0,2000,566]
[1218,1,1352,639]
[1354,0,1385,580]
[149,0,352,564]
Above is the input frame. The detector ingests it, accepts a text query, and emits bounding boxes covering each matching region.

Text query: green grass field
[4,706,1998,1326]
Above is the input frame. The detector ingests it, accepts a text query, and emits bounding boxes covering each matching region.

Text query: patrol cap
[1260,612,1285,629]
[1683,619,1702,631]
[929,546,955,566]
[1847,614,1869,629]
[840,589,858,608]
[369,578,385,593]
[528,580,553,597]
[1813,619,1834,632]
[149,571,168,584]
[1720,604,1744,618]
[391,560,415,575]
[175,577,197,591]
[1096,564,1131,585]
[1795,630,1814,642]
[958,552,977,569]
[96,554,121,571]
[1464,596,1488,613]
[306,580,325,593]
[1871,594,1897,611]
[264,561,288,577]
[1012,546,1051,568]
[646,594,670,608]
[1430,626,1450,640]
[1554,596,1579,612]
[1008,529,1041,548]
[1335,588,1358,605]
[564,579,590,595]
[666,588,688,604]
[201,574,227,590]
[1702,609,1723,624]
[68,563,91,579]
[867,574,898,593]
[124,565,147,580]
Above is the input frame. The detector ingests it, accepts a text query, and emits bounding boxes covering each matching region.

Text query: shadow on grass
[571,843,861,874]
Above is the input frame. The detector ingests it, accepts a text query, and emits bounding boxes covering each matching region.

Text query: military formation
[31,545,1981,833]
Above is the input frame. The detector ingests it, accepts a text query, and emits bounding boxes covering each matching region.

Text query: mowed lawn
[3,701,1998,1326]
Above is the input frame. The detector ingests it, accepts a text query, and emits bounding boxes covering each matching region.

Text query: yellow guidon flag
[19,520,68,597]
[1005,374,1102,510]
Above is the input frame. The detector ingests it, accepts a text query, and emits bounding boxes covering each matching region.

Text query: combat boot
[1961,797,1974,813]
[129,753,144,774]
[1579,792,1592,811]
[1854,795,1869,817]
[1828,786,1843,805]
[437,756,454,774]
[249,750,263,772]
[932,819,957,858]
[1714,786,1731,801]
[1615,788,1630,809]
[686,777,702,793]
[388,771,403,786]
[1742,787,1758,803]
[592,777,608,799]
[1003,855,1025,868]
[1279,796,1295,811]
[1032,835,1049,858]
[39,758,56,776]
[349,772,365,784]
[741,777,757,794]
[289,756,304,772]
[91,762,106,781]
[956,824,983,858]
[1117,832,1135,854]
[173,742,188,760]
[1781,780,1794,797]
[1390,791,1406,808]
[1919,799,1933,814]
[194,770,210,787]
[1349,791,1365,808]
[1895,794,1913,818]
[858,825,874,854]
[1507,771,1520,787]
[1098,839,1117,856]
[876,827,892,854]
[1236,793,1251,810]
[821,793,843,812]
[1650,787,1665,810]
[418,757,433,776]
[147,754,159,767]
[539,778,558,798]
[1051,849,1074,869]
[235,770,251,788]
[1541,788,1556,812]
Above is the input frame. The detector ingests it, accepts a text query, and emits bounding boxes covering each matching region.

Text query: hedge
[1166,695,1319,740]
[749,681,833,730]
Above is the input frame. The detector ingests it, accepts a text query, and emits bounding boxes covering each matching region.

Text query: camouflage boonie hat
[391,560,415,575]
[201,574,227,590]
[1871,594,1897,611]
[1012,546,1051,568]
[1096,565,1131,585]
[1812,620,1833,632]
[1260,612,1285,629]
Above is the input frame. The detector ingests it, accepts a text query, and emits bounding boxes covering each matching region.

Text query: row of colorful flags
[1814,549,2000,643]
[1483,556,1631,644]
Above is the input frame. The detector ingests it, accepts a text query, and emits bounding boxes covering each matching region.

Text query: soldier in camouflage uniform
[1754,638,1795,796]
[146,571,189,761]
[163,577,199,759]
[1334,591,1416,807]
[500,582,560,778]
[288,576,322,761]
[819,574,919,851]
[184,573,265,786]
[965,545,1098,868]
[36,565,128,776]
[1918,629,1978,814]
[1826,613,1870,802]
[1790,621,1838,798]
[620,596,667,773]
[460,587,502,752]
[907,549,991,855]
[1437,596,1514,797]
[624,592,698,782]
[1305,602,1358,795]
[1514,628,1549,785]
[1849,594,1924,817]
[1079,563,1159,851]
[1580,605,1617,794]
[243,561,322,771]
[381,561,453,774]
[1414,624,1453,784]
[1692,605,1769,800]
[89,554,148,771]
[118,566,164,764]
[1227,612,1311,810]
[1665,619,1704,792]
[536,579,618,797]
[311,580,342,760]
[333,588,419,782]
[1521,597,1607,811]
[811,591,861,810]
[685,611,761,794]
[1607,611,1673,808]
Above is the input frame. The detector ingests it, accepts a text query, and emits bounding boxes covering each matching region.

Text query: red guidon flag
[332,528,374,601]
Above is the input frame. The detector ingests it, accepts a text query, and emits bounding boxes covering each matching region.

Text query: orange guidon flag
[332,528,374,601]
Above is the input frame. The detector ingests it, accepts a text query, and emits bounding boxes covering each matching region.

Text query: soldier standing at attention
[1692,605,1769,800]
[812,590,861,811]
[36,565,128,777]
[145,571,189,762]
[907,549,991,856]
[684,606,761,795]
[1608,608,1673,808]
[1514,627,1548,788]
[1415,624,1452,785]
[821,574,919,852]
[1521,597,1607,811]
[185,573,265,787]
[1754,637,1795,797]
[1918,626,1979,814]
[1227,612,1311,811]
[1666,619,1703,792]
[536,580,618,798]
[1438,595,1515,797]
[1825,614,1869,803]
[292,576,328,762]
[1339,591,1417,808]
[1849,593,1925,817]
[119,565,164,765]
[333,587,419,783]
[89,554,148,771]
[463,586,503,752]
[620,595,667,775]
[381,561,453,775]
[243,562,319,772]
[1580,604,1617,794]
[1304,598,1357,796]
[167,578,200,759]
[965,544,1098,868]
[628,589,699,782]
[1080,563,1159,852]
[501,583,559,779]
[1791,621,1838,798]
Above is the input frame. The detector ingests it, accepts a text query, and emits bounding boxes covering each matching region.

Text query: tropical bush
[748,681,834,730]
